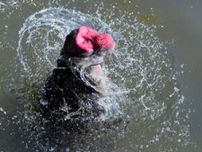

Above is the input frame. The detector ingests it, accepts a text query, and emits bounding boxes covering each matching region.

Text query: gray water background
[0,0,202,151]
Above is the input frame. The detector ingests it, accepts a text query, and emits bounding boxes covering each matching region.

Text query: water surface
[0,0,201,151]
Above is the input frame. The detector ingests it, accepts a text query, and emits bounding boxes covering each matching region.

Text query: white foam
[0,107,7,115]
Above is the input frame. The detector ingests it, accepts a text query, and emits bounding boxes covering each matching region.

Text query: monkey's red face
[60,26,115,93]
[75,26,115,55]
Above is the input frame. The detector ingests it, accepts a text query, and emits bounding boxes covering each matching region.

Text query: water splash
[0,1,193,151]
[16,7,122,121]
[101,7,192,151]
[17,8,113,82]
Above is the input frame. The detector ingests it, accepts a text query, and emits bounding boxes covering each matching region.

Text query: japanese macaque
[38,26,115,120]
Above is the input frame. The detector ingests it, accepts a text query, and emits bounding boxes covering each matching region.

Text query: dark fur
[38,29,106,120]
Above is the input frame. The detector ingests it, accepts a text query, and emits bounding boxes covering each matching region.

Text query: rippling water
[0,0,196,151]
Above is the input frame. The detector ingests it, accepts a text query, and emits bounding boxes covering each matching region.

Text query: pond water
[0,0,201,151]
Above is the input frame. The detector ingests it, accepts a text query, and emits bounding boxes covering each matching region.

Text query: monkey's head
[58,26,115,95]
